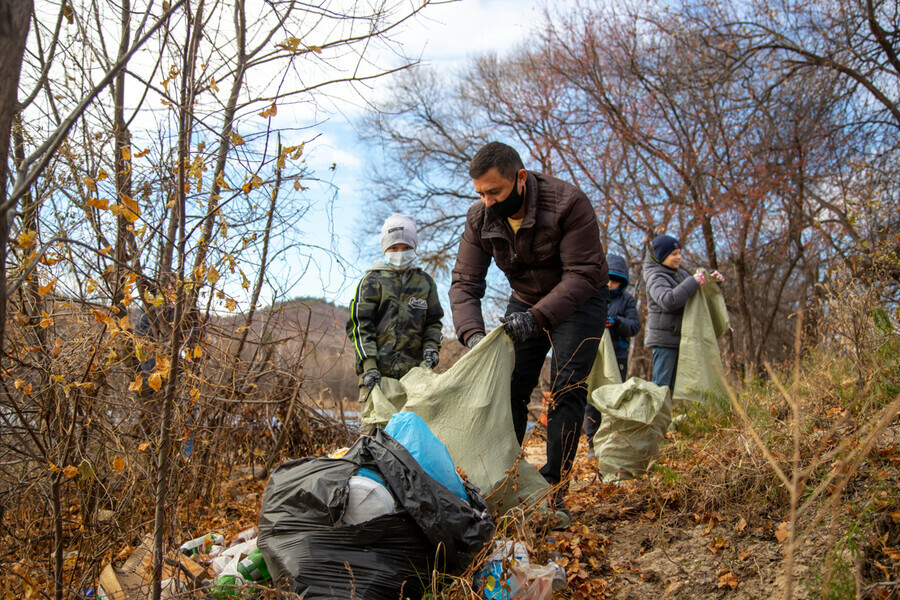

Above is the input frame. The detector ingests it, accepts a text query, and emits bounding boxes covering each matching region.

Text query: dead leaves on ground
[717,568,739,589]
[554,526,610,599]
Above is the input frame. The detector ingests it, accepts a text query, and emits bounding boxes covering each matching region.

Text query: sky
[275,0,560,308]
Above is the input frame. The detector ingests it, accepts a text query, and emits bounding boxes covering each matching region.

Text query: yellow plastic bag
[399,327,552,516]
[585,329,623,398]
[674,280,729,404]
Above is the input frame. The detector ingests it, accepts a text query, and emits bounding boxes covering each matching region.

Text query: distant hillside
[212,298,358,402]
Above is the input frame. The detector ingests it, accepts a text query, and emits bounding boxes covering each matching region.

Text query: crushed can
[178,533,225,556]
[236,548,270,582]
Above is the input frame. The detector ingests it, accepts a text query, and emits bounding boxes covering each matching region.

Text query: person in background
[346,214,444,435]
[584,253,640,457]
[642,235,724,393]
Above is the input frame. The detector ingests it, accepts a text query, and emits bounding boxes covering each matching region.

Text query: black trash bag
[258,429,495,600]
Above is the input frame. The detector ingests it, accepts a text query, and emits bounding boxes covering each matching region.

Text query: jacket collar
[481,171,539,239]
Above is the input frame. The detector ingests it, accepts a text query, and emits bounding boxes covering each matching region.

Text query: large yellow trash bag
[674,279,730,404]
[589,378,671,482]
[401,327,552,516]
[585,329,623,398]
[360,377,407,429]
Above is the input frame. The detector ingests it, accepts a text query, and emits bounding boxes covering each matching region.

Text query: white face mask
[384,249,416,268]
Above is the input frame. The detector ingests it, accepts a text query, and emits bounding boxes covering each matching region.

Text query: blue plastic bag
[384,412,468,501]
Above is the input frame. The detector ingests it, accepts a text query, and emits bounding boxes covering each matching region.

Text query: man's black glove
[362,368,381,390]
[423,347,440,368]
[500,311,537,343]
[466,332,485,349]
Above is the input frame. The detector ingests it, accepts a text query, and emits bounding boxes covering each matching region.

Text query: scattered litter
[178,533,225,557]
[98,535,206,600]
[474,539,567,600]
[258,429,494,600]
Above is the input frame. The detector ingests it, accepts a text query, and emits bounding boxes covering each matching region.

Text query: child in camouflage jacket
[346,215,443,429]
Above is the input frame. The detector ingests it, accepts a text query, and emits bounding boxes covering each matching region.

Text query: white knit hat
[381,214,418,252]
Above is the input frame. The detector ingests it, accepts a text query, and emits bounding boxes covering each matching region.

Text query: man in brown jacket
[450,141,609,508]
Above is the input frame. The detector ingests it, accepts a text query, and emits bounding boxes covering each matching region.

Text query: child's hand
[362,368,381,390]
[605,316,615,328]
[709,270,725,282]
[423,347,440,368]
[693,271,707,285]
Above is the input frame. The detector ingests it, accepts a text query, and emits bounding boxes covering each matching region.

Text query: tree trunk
[0,0,34,354]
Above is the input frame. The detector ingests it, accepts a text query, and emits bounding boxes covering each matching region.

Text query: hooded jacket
[347,261,443,378]
[606,254,641,361]
[642,254,701,348]
[450,171,608,342]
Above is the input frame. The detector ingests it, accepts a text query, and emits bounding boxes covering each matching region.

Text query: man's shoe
[551,496,572,531]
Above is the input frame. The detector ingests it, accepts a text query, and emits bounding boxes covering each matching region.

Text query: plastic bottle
[178,533,225,556]
[236,548,270,582]
[208,574,243,599]
[234,526,258,544]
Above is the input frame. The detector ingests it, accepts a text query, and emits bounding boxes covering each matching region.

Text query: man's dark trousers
[506,287,609,486]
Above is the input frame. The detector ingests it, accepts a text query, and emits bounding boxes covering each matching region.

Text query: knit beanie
[381,214,419,252]
[651,235,681,263]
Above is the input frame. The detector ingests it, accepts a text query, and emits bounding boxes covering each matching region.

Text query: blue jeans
[507,287,609,486]
[651,346,679,392]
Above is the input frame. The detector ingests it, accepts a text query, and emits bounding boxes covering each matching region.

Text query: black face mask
[489,172,525,219]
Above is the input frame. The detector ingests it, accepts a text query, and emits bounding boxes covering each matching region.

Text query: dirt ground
[523,435,810,600]
[209,422,897,600]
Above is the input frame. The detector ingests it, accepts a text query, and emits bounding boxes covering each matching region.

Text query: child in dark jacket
[585,254,641,452]
[346,214,444,434]
[642,234,723,393]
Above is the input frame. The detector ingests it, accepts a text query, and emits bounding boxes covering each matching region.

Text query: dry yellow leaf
[120,194,141,223]
[83,176,97,191]
[215,170,229,190]
[128,373,143,393]
[121,147,132,161]
[138,442,151,452]
[193,345,202,358]
[38,280,56,295]
[112,456,125,473]
[775,521,791,543]
[86,197,109,210]
[63,465,78,479]
[135,148,150,158]
[258,103,277,118]
[15,230,37,249]
[39,311,53,329]
[207,266,220,285]
[716,569,738,589]
[230,131,244,146]
[277,37,302,52]
[148,372,162,392]
[96,168,109,182]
